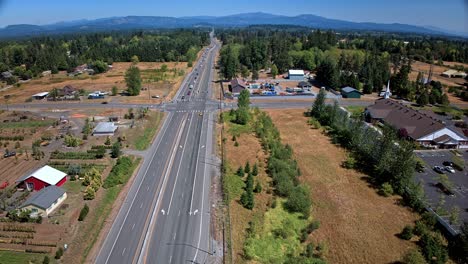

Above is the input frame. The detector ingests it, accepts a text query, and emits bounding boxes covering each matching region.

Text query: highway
[95,33,219,264]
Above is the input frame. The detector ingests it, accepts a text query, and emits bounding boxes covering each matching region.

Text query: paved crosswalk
[174,109,210,113]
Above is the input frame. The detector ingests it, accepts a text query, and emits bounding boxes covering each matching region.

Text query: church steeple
[384,80,391,99]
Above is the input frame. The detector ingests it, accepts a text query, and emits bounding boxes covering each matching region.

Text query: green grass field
[0,251,50,264]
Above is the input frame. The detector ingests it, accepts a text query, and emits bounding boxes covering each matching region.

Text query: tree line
[0,29,209,78]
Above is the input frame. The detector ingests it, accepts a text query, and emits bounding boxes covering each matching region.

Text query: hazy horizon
[0,0,467,34]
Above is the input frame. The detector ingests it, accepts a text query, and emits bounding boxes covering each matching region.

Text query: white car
[445,166,455,173]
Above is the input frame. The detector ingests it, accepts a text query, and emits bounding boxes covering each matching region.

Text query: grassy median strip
[81,156,141,262]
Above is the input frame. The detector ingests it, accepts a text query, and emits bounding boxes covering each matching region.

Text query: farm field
[265,109,418,264]
[0,107,159,262]
[0,61,194,104]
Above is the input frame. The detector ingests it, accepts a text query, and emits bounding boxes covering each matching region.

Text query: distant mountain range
[0,12,464,39]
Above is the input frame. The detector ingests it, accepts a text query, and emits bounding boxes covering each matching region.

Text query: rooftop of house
[230,78,246,88]
[288,69,304,75]
[341,86,361,93]
[20,186,66,210]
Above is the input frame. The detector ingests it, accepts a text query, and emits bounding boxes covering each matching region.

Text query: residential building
[442,69,467,78]
[365,99,468,149]
[93,122,118,136]
[341,86,362,98]
[16,165,67,191]
[19,186,67,217]
[288,69,304,80]
[230,78,247,94]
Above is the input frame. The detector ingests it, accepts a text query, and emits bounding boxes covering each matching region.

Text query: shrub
[84,186,96,200]
[111,142,121,158]
[78,204,89,221]
[236,166,244,177]
[401,249,427,264]
[253,182,262,193]
[400,225,414,240]
[414,220,429,237]
[234,141,239,147]
[285,185,311,218]
[342,155,356,169]
[419,232,448,264]
[42,256,50,264]
[379,182,394,197]
[55,247,64,259]
[232,135,236,141]
[103,156,134,188]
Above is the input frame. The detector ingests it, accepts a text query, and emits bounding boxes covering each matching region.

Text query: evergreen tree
[252,163,258,176]
[111,142,121,158]
[271,64,279,78]
[125,66,142,96]
[244,161,251,174]
[237,166,244,177]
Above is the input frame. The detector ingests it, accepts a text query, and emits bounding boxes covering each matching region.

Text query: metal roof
[32,92,49,97]
[341,86,360,93]
[288,69,304,75]
[16,165,67,185]
[93,122,117,133]
[20,186,66,210]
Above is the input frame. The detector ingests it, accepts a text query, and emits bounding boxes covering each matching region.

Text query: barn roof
[288,69,304,75]
[16,165,67,185]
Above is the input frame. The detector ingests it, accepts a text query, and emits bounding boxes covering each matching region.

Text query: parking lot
[414,150,468,232]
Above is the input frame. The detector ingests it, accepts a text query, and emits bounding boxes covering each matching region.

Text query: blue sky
[0,0,467,33]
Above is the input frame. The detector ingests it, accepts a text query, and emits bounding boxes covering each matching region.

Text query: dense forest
[0,29,209,78]
[218,27,467,103]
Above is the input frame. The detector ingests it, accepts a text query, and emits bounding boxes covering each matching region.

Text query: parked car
[433,166,445,174]
[151,95,160,98]
[442,161,454,167]
[445,166,455,173]
[3,151,16,158]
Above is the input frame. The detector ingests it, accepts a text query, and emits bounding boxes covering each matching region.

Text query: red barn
[16,165,67,191]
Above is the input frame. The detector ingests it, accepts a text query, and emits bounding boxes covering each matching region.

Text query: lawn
[0,250,50,264]
[266,109,418,264]
[345,105,365,118]
[129,111,164,150]
[0,120,54,128]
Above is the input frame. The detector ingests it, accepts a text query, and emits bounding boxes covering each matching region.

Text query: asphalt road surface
[95,34,219,264]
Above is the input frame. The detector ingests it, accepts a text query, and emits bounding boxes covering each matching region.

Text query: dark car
[442,161,454,167]
[433,166,444,174]
[4,151,16,158]
[181,96,185,100]
[101,101,108,104]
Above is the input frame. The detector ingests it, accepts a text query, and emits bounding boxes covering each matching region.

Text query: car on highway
[445,166,455,173]
[433,166,445,174]
[151,95,160,98]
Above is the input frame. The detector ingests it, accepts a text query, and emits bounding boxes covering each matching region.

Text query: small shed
[32,92,49,100]
[16,165,67,191]
[341,86,362,99]
[298,81,312,90]
[288,70,304,80]
[19,186,67,217]
[93,122,118,136]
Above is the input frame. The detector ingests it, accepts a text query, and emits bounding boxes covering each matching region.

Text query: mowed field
[265,109,418,264]
[0,61,192,104]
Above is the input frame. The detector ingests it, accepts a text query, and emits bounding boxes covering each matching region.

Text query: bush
[379,182,394,197]
[414,220,429,237]
[285,185,311,218]
[401,249,427,264]
[253,182,262,193]
[84,187,95,200]
[42,256,50,264]
[111,142,121,158]
[342,155,356,169]
[78,204,89,221]
[103,156,134,188]
[55,247,64,259]
[234,141,239,147]
[236,166,244,177]
[400,225,414,240]
[419,232,448,264]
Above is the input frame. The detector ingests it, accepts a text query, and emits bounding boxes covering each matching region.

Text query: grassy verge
[132,112,164,150]
[0,120,54,128]
[0,250,50,264]
[345,105,365,118]
[80,156,141,262]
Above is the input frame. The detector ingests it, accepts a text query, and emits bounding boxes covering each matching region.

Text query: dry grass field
[0,61,193,104]
[265,109,418,264]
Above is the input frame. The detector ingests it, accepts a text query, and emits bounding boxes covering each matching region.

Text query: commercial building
[288,69,304,80]
[366,99,468,149]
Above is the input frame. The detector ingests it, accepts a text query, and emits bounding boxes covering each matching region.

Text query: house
[16,165,67,191]
[341,86,362,99]
[57,85,78,98]
[365,99,468,149]
[93,122,118,136]
[298,81,312,90]
[19,186,67,217]
[230,78,247,94]
[442,69,467,78]
[32,92,50,100]
[288,70,304,80]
